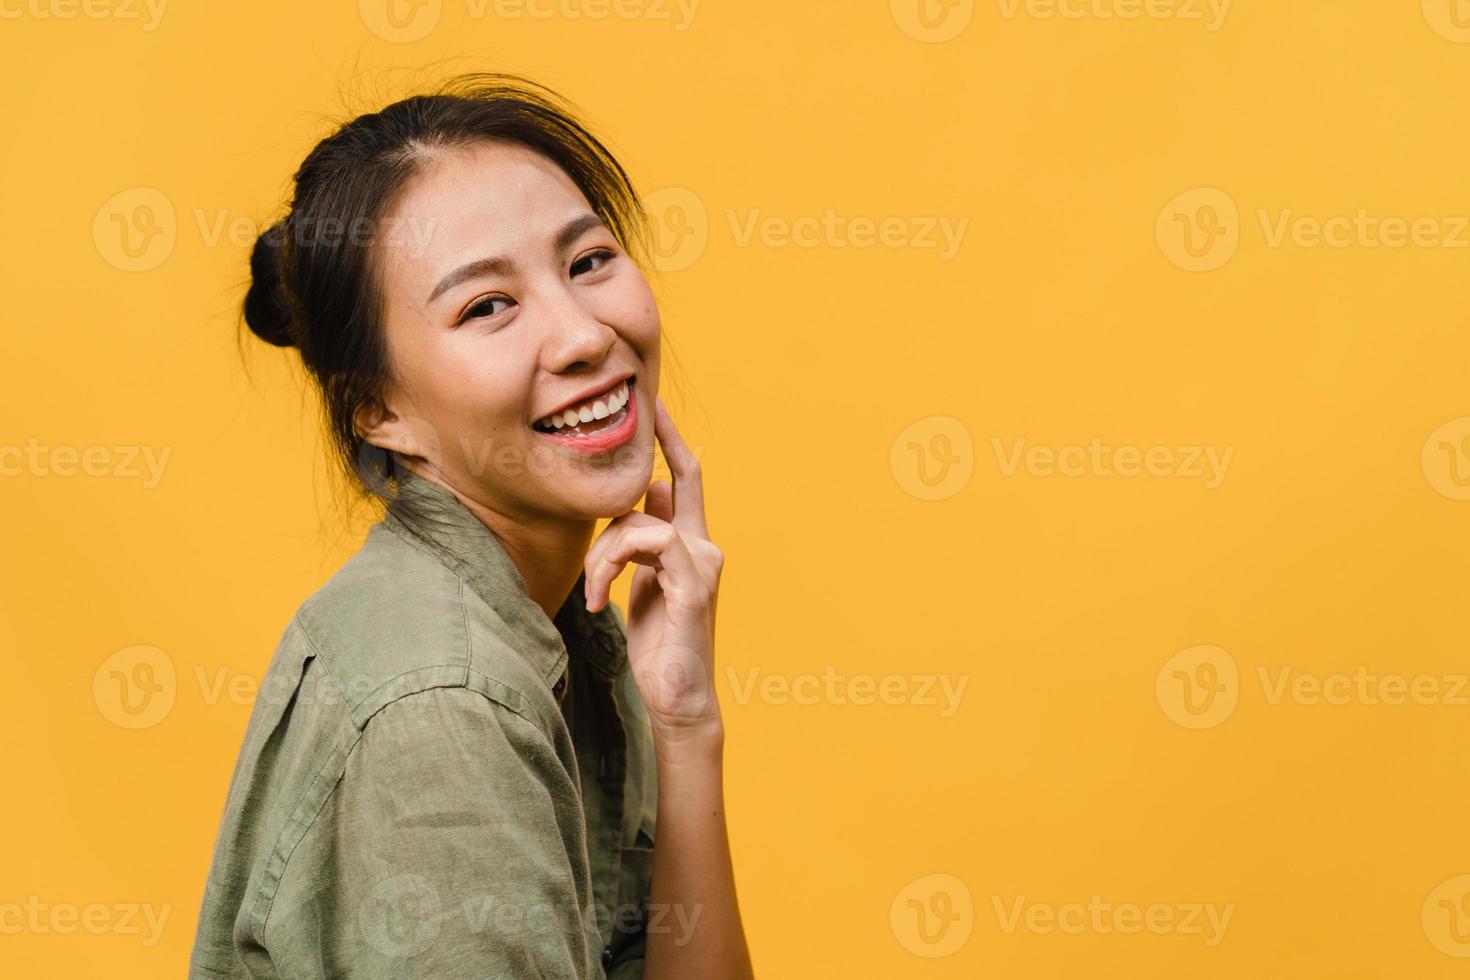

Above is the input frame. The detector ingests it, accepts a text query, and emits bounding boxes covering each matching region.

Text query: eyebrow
[425,212,610,306]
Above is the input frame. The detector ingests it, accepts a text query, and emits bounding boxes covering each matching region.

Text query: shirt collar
[377,465,627,686]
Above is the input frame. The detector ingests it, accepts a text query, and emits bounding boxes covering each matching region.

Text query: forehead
[378,140,593,281]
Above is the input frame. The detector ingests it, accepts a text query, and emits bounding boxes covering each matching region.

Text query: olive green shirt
[189,467,658,978]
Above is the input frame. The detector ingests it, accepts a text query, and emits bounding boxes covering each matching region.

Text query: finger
[586,523,702,613]
[585,510,661,568]
[643,479,673,523]
[653,397,710,539]
[583,511,665,610]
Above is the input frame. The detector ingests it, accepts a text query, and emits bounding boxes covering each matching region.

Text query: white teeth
[536,380,630,432]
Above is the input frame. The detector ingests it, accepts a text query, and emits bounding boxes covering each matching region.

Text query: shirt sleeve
[280,684,600,979]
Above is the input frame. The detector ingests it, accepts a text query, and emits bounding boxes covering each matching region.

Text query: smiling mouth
[531,377,634,437]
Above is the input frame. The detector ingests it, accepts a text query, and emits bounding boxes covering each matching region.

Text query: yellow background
[3,0,1470,976]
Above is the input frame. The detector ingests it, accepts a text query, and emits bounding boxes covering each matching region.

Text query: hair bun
[244,221,297,348]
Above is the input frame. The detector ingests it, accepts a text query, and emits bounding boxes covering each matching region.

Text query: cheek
[596,272,661,350]
[415,334,528,432]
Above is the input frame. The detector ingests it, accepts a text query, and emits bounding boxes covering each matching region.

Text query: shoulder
[342,684,573,795]
[287,521,562,736]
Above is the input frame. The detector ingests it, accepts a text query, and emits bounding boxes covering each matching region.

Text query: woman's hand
[583,395,724,743]
[584,396,754,979]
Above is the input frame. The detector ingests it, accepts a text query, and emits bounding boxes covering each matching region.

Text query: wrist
[651,716,725,767]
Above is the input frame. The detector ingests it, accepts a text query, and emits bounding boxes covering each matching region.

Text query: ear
[354,392,417,458]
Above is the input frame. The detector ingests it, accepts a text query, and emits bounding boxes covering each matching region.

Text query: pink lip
[532,379,638,454]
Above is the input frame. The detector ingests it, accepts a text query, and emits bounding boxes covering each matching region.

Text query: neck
[401,460,595,623]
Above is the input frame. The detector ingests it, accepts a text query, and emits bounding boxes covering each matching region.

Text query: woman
[189,73,753,979]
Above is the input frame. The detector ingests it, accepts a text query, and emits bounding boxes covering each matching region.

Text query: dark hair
[242,71,653,527]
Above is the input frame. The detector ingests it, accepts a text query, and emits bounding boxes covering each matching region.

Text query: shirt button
[601,945,613,970]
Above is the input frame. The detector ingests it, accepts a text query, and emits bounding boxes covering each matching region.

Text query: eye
[570,248,617,278]
[459,295,514,324]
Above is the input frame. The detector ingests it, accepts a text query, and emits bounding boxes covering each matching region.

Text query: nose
[539,283,616,375]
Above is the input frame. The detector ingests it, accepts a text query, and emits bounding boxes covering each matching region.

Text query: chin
[568,457,656,518]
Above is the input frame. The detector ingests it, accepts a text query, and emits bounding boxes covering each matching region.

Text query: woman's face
[361,140,660,522]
